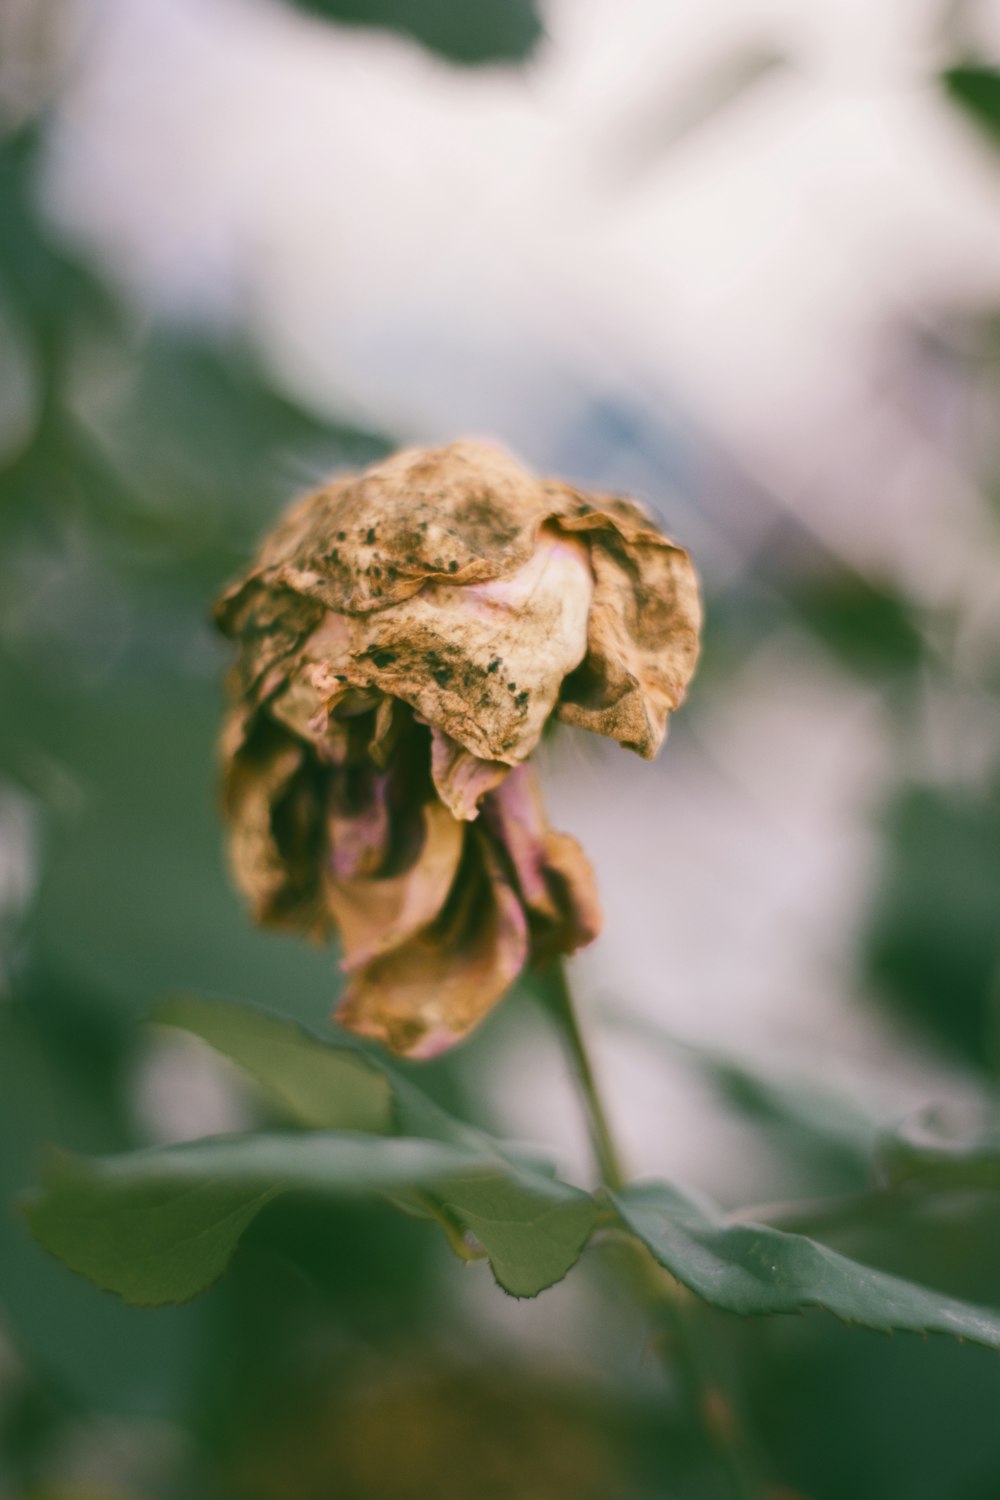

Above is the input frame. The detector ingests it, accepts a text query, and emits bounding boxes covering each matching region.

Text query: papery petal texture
[215,441,701,1056]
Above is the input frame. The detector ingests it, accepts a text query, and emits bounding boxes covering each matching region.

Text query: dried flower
[215,442,701,1056]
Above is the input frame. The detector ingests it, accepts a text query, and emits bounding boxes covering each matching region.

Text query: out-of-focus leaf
[287,0,542,65]
[17,682,339,1027]
[0,1001,206,1418]
[605,1009,877,1178]
[156,994,393,1135]
[943,65,1000,150]
[791,570,925,679]
[152,995,598,1294]
[155,994,541,1162]
[864,785,1000,1068]
[878,1105,1000,1193]
[25,1131,597,1303]
[0,128,112,344]
[613,1181,1000,1349]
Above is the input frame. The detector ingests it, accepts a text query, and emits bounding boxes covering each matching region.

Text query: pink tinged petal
[335,833,529,1058]
[324,799,464,972]
[334,840,530,1062]
[532,829,603,957]
[429,727,509,821]
[327,770,392,880]
[481,763,554,914]
[350,524,594,765]
[367,695,400,767]
[482,763,602,958]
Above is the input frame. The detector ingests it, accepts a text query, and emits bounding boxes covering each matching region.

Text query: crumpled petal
[217,582,324,707]
[481,764,602,957]
[533,829,603,960]
[222,712,326,936]
[217,448,699,767]
[325,798,464,972]
[326,766,392,879]
[554,494,702,758]
[335,832,529,1058]
[343,524,594,765]
[214,441,701,1057]
[238,522,594,770]
[215,442,561,621]
[429,728,509,821]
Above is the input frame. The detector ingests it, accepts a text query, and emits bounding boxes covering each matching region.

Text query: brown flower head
[215,441,701,1057]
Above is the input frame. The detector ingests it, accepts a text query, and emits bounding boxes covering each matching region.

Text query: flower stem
[542,959,768,1500]
[544,957,628,1192]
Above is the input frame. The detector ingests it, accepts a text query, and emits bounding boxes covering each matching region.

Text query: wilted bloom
[215,442,701,1057]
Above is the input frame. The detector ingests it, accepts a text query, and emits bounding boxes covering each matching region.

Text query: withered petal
[335,832,528,1059]
[220,442,561,619]
[429,727,510,821]
[346,524,593,765]
[215,581,325,709]
[327,770,392,880]
[214,443,702,1059]
[325,799,464,972]
[222,713,326,936]
[533,829,603,959]
[554,494,702,758]
[245,522,594,769]
[482,763,602,955]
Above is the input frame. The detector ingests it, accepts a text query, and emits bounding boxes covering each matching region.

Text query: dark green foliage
[613,1182,1000,1349]
[791,569,925,678]
[864,784,1000,1068]
[287,0,543,65]
[943,65,1000,149]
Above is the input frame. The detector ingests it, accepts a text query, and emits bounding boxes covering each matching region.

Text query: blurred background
[4,0,1000,1495]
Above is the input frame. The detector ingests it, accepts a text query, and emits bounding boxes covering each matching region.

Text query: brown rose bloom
[215,441,701,1057]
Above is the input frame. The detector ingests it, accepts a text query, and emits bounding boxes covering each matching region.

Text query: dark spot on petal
[507,682,517,693]
[367,648,397,669]
[486,657,501,674]
[448,559,459,573]
[337,530,346,541]
[424,648,454,688]
[515,690,529,709]
[365,527,377,545]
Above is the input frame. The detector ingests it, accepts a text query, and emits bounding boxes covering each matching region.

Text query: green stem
[544,956,628,1192]
[543,959,767,1500]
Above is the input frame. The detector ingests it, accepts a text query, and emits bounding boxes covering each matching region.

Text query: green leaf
[25,1126,598,1304]
[286,0,542,66]
[156,993,563,1176]
[864,785,1000,1069]
[612,1181,1000,1349]
[151,996,597,1295]
[604,1009,876,1173]
[879,1106,1000,1193]
[428,1174,598,1299]
[943,66,1000,151]
[791,569,925,679]
[156,994,393,1134]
